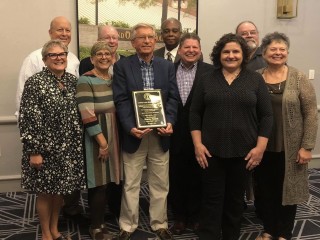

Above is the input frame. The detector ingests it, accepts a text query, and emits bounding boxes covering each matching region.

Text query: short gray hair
[90,41,112,56]
[131,23,156,40]
[235,20,259,34]
[41,39,68,59]
[161,18,182,32]
[260,31,290,54]
[97,25,119,40]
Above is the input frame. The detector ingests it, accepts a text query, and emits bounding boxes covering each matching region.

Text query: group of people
[17,15,318,240]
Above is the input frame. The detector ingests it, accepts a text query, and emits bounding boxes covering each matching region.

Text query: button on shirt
[176,62,198,105]
[139,57,154,90]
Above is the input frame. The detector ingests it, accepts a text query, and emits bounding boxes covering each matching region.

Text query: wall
[0,0,319,191]
[0,0,78,191]
[198,0,320,164]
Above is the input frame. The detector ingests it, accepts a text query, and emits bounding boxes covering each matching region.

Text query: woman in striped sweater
[76,41,121,240]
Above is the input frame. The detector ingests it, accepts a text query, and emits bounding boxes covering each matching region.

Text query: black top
[189,68,273,158]
[265,80,286,152]
[247,47,267,71]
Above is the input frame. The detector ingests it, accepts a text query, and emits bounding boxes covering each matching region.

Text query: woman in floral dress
[19,39,86,240]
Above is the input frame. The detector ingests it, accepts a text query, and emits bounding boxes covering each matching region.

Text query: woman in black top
[189,33,273,240]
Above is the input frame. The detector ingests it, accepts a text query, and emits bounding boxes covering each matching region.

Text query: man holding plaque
[169,33,213,235]
[113,23,178,240]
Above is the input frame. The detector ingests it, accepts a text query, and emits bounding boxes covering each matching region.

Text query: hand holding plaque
[132,90,166,129]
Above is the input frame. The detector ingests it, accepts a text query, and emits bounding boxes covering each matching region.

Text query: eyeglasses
[46,52,68,59]
[100,36,119,41]
[134,35,156,41]
[95,52,111,58]
[55,28,71,34]
[240,31,258,37]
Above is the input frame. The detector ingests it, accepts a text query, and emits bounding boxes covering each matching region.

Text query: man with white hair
[79,25,124,75]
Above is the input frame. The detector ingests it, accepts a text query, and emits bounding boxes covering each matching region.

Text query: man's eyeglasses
[240,31,258,37]
[95,52,111,58]
[46,52,68,60]
[134,35,156,41]
[100,36,119,41]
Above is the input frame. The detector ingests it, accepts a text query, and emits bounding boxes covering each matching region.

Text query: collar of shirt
[180,61,198,71]
[115,52,121,61]
[164,45,179,62]
[138,55,154,67]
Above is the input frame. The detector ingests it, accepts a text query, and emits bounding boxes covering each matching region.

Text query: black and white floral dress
[19,68,86,195]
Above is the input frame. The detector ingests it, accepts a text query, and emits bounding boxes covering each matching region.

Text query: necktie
[166,52,173,62]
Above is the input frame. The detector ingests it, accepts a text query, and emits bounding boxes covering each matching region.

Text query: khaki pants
[119,131,169,232]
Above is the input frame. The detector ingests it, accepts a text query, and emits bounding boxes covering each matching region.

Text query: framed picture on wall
[76,0,198,60]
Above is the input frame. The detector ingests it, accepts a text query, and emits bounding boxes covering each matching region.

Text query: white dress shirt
[164,45,179,62]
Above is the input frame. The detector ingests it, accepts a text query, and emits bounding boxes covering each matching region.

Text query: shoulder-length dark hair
[210,33,249,69]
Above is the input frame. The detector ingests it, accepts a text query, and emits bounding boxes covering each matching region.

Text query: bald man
[16,16,79,117]
[79,25,125,76]
[15,16,81,218]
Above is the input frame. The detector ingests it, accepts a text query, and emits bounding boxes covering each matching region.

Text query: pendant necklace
[264,66,286,94]
[222,69,241,85]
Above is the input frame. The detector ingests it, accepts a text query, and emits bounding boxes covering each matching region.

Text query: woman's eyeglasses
[46,52,68,60]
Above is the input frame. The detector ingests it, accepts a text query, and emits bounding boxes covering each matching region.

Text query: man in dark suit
[154,18,182,63]
[113,23,179,240]
[169,33,213,235]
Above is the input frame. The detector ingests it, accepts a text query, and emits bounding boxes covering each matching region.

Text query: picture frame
[277,0,298,19]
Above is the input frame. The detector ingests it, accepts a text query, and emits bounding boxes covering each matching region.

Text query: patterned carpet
[1,169,320,240]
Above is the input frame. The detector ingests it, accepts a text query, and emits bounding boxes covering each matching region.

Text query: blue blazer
[112,54,179,153]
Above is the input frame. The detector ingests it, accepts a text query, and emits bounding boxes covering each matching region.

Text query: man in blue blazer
[113,23,179,240]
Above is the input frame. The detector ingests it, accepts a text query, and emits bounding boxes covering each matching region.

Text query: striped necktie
[166,52,173,62]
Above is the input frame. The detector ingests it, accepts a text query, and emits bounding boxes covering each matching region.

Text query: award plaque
[132,89,167,128]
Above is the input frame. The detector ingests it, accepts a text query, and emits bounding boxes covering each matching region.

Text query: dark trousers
[169,151,202,223]
[197,156,248,240]
[254,151,297,239]
[63,190,82,216]
[88,185,107,227]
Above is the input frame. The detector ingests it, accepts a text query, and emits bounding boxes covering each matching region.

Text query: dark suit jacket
[170,61,213,155]
[112,54,179,153]
[79,54,125,76]
[154,46,181,63]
